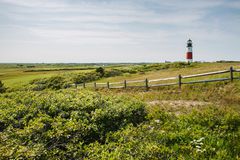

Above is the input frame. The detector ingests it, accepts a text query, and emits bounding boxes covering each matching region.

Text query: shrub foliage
[0,90,146,159]
[0,80,6,93]
[0,89,239,159]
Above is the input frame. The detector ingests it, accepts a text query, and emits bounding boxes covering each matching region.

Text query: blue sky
[0,0,240,63]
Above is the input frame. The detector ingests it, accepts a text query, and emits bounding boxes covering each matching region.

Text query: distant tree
[96,67,105,77]
[17,64,24,67]
[0,80,6,93]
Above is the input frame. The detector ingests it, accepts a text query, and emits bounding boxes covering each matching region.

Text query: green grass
[0,65,94,88]
[1,62,239,89]
[1,81,240,159]
[1,62,240,159]
[97,62,240,83]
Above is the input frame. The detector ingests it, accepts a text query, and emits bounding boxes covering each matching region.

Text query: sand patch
[147,100,212,115]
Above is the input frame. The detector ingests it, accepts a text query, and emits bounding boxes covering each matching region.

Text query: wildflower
[148,125,154,130]
[197,137,205,142]
[190,137,206,153]
[196,145,201,149]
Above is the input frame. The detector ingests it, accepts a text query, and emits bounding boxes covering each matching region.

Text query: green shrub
[96,67,105,77]
[104,69,123,77]
[0,80,6,93]
[30,76,70,90]
[72,72,101,84]
[0,89,239,159]
[83,105,240,159]
[0,90,146,159]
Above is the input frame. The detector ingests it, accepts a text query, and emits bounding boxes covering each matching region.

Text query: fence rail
[150,82,178,87]
[74,67,240,90]
[149,77,177,82]
[127,80,146,83]
[109,82,123,85]
[182,78,230,85]
[181,70,229,79]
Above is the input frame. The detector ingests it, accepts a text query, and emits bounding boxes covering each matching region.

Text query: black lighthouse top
[187,39,192,47]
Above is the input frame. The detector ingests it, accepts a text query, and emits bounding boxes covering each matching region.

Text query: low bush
[1,81,240,159]
[104,69,123,77]
[0,80,6,93]
[0,90,146,159]
[30,76,71,91]
[85,107,240,159]
[72,72,101,84]
[96,67,105,77]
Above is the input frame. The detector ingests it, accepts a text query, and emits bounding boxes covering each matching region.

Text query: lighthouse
[186,39,193,63]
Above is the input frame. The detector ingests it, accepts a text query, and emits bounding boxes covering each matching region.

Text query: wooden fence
[74,67,240,90]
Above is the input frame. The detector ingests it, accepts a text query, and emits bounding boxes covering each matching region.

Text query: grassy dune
[97,62,240,83]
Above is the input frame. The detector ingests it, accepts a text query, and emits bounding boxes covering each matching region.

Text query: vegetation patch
[0,80,6,93]
[0,90,146,159]
[85,106,240,159]
[1,62,240,159]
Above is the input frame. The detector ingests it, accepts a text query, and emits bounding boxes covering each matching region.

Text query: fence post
[94,82,97,90]
[124,80,127,89]
[178,74,182,89]
[83,82,86,88]
[107,82,110,89]
[230,66,234,82]
[145,78,149,91]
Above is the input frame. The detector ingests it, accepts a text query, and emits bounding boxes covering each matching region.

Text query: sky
[0,0,240,63]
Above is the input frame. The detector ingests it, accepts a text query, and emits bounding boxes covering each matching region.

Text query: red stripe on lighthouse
[186,52,192,59]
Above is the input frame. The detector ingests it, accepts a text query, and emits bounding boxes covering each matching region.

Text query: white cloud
[0,0,239,62]
[26,26,173,45]
[0,0,67,8]
[2,0,206,28]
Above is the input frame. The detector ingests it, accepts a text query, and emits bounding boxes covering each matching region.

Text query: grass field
[1,62,239,88]
[1,62,240,159]
[97,62,240,83]
[0,63,101,87]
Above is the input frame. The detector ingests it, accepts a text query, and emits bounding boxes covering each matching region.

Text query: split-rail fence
[73,67,240,91]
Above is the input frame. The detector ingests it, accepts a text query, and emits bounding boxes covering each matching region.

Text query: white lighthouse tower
[186,39,193,63]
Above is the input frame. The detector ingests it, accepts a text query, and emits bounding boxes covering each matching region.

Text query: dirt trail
[147,100,213,115]
[148,100,211,107]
